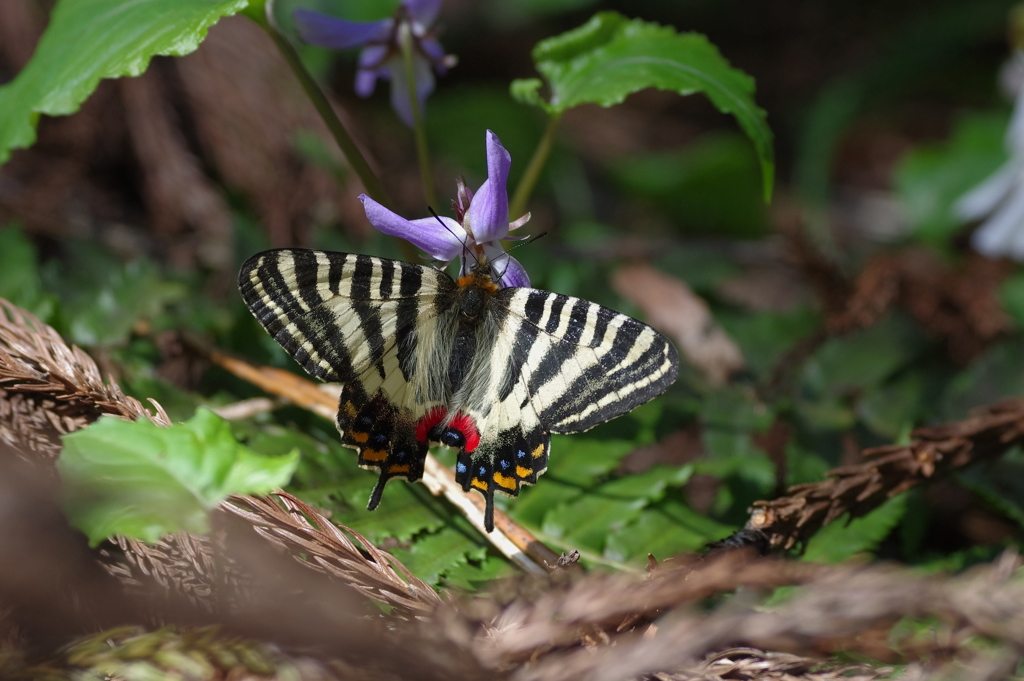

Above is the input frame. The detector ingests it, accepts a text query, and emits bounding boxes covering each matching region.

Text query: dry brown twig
[224,491,442,618]
[749,397,1024,551]
[0,299,170,465]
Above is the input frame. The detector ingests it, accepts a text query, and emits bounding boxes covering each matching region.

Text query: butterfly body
[240,249,679,531]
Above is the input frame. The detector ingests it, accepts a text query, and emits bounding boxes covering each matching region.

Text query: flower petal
[465,131,511,243]
[971,185,1024,259]
[357,44,389,69]
[293,10,390,49]
[355,65,384,97]
[386,54,434,127]
[405,0,442,28]
[481,242,529,288]
[954,161,1017,220]
[360,195,465,260]
[420,38,450,72]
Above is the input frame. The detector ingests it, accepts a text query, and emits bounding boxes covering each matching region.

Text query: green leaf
[604,497,732,563]
[541,464,693,554]
[0,226,58,319]
[802,494,908,563]
[858,372,927,439]
[716,307,820,381]
[511,11,774,198]
[510,436,636,528]
[999,271,1024,329]
[441,553,514,592]
[0,0,250,165]
[59,408,298,546]
[388,519,489,587]
[801,315,925,397]
[956,447,1024,530]
[939,339,1024,421]
[63,260,187,347]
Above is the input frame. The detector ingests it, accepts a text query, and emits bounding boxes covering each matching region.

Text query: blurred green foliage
[60,409,298,545]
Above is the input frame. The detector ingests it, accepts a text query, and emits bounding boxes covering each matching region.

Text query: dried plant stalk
[748,397,1024,550]
[0,299,170,463]
[650,647,890,681]
[481,551,1024,681]
[223,492,442,618]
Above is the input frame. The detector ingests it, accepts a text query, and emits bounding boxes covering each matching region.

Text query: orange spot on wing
[351,432,369,443]
[343,401,358,418]
[471,477,488,491]
[516,466,532,479]
[493,473,517,491]
[361,449,387,462]
[388,464,411,474]
[531,443,545,459]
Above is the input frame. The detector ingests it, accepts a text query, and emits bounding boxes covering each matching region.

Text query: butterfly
[239,249,679,531]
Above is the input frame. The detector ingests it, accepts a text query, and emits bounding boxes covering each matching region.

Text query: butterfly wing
[238,249,457,506]
[451,288,680,530]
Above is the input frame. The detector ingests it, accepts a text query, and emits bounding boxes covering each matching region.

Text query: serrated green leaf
[784,441,832,487]
[801,314,925,397]
[389,520,489,587]
[604,497,732,563]
[802,494,908,563]
[0,0,250,165]
[541,464,692,553]
[513,11,773,198]
[939,340,1024,421]
[59,408,298,546]
[956,447,1024,530]
[441,553,514,592]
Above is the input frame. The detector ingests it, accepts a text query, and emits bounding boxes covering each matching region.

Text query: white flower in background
[955,51,1024,259]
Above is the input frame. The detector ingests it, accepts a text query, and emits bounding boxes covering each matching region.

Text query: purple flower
[294,0,455,127]
[359,130,531,288]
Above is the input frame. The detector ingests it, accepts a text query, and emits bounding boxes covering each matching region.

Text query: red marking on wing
[415,407,447,443]
[448,412,480,452]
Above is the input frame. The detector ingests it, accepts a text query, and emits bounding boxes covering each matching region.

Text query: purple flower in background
[294,0,455,127]
[360,130,531,288]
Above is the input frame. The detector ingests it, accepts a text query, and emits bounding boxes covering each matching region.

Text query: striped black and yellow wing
[447,288,679,529]
[239,249,457,508]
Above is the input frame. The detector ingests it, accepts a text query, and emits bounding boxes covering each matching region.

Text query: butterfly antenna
[494,231,546,285]
[509,231,546,252]
[428,207,477,267]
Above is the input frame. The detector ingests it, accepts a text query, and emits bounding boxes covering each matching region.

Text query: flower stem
[509,111,562,220]
[245,0,390,205]
[398,22,437,210]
